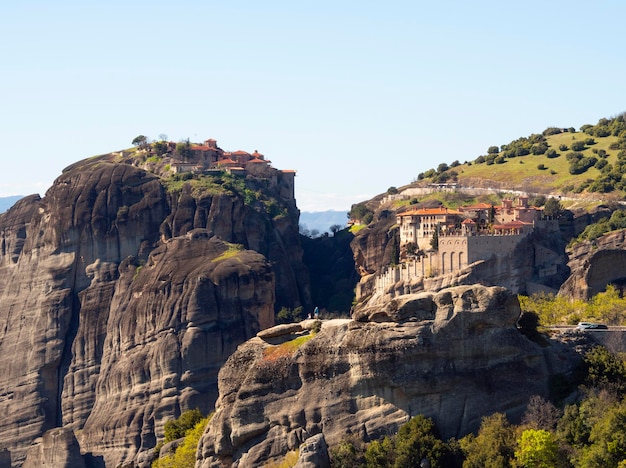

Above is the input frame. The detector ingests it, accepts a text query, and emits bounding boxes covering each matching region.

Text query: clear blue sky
[1,1,625,211]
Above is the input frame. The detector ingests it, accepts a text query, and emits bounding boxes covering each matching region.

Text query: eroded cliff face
[559,228,626,300]
[0,157,308,467]
[197,285,583,467]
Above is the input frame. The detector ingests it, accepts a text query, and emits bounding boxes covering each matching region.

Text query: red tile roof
[399,207,462,217]
[492,221,530,229]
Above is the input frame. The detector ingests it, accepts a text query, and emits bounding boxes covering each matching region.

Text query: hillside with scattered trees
[416,113,626,196]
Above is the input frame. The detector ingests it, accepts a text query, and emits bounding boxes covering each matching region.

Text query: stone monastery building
[376,196,552,293]
[168,138,296,202]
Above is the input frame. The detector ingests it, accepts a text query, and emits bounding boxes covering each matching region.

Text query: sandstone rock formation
[23,428,86,468]
[0,156,309,466]
[560,228,626,300]
[197,285,583,467]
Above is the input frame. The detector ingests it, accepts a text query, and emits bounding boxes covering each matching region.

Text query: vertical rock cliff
[0,156,309,466]
[196,285,584,467]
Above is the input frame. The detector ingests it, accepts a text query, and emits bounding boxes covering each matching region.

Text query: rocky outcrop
[559,228,626,300]
[0,156,308,466]
[294,434,330,468]
[23,428,86,468]
[197,285,584,467]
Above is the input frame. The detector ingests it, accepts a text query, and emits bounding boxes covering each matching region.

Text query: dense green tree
[460,413,516,468]
[543,198,563,218]
[331,438,364,468]
[132,134,149,149]
[394,415,451,468]
[430,225,439,251]
[349,203,373,224]
[364,437,394,468]
[163,408,204,442]
[569,156,597,175]
[154,416,210,468]
[543,127,563,136]
[153,140,169,156]
[578,400,626,468]
[531,195,546,207]
[584,346,626,393]
[175,139,193,161]
[514,429,562,468]
[595,159,608,170]
[531,142,549,155]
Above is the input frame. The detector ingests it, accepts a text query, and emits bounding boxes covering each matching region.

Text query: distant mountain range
[0,196,23,213]
[299,210,347,234]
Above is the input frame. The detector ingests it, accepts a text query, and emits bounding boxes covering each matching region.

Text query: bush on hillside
[595,159,608,170]
[571,141,586,151]
[543,127,563,136]
[569,157,597,175]
[531,142,548,155]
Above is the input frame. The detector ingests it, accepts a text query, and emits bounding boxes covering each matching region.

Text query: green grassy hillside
[416,115,626,197]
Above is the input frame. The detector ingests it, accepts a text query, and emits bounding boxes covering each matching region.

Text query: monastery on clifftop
[376,196,559,293]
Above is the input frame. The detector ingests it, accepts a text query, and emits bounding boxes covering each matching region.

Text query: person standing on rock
[314,306,320,319]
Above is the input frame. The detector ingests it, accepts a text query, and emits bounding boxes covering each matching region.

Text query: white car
[576,322,608,330]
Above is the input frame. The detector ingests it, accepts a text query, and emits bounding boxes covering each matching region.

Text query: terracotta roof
[232,150,251,155]
[191,145,210,151]
[399,207,462,217]
[462,218,476,224]
[217,158,237,165]
[492,221,529,229]
[252,150,264,158]
[246,158,267,164]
